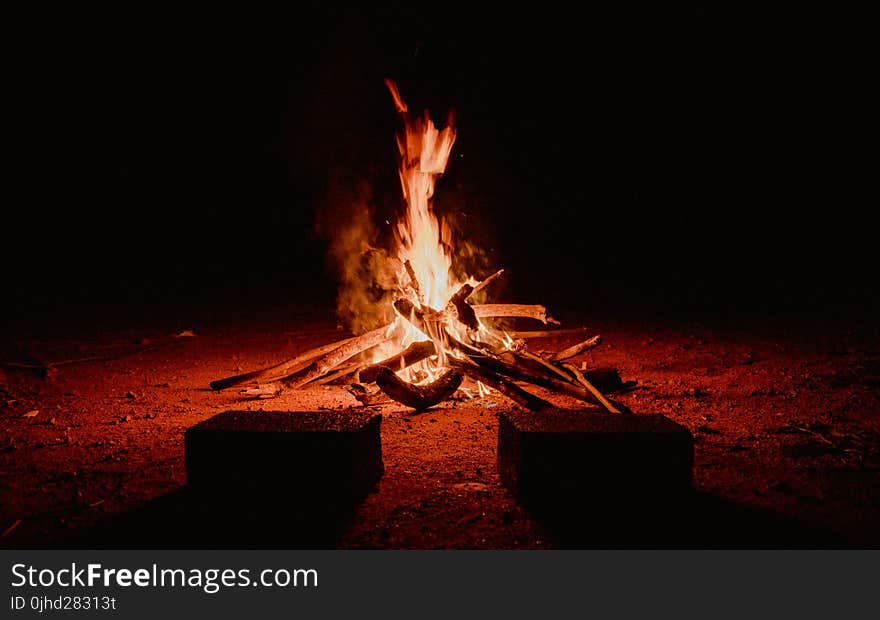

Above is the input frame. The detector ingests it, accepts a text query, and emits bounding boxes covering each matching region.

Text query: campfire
[210,82,634,413]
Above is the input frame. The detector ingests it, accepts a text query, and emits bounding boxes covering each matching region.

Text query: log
[375,367,464,411]
[393,298,432,337]
[357,340,437,383]
[509,327,589,339]
[210,336,357,390]
[472,304,560,325]
[551,335,602,361]
[310,361,363,386]
[279,325,393,389]
[447,358,553,411]
[393,299,619,409]
[468,353,611,409]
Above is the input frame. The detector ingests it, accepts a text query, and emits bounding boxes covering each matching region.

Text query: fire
[381,81,471,381]
[209,82,614,414]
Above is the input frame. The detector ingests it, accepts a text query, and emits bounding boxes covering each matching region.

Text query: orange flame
[385,80,459,313]
[381,80,465,379]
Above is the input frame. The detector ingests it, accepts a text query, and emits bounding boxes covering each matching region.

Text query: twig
[551,335,602,361]
[562,363,621,414]
[518,350,578,383]
[467,269,504,299]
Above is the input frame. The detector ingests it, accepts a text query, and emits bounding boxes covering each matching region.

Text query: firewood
[446,358,553,411]
[309,361,363,386]
[210,335,358,390]
[393,298,431,336]
[279,326,393,389]
[375,367,464,411]
[358,340,437,383]
[404,260,423,303]
[467,269,504,299]
[346,383,391,406]
[508,327,589,339]
[518,349,578,383]
[238,383,283,399]
[394,299,622,408]
[471,304,559,325]
[561,363,621,414]
[551,335,602,361]
[447,283,478,329]
[467,353,612,409]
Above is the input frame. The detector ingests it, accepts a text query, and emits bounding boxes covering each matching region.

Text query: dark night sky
[6,7,874,328]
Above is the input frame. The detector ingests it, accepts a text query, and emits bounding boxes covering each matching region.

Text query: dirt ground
[2,305,878,548]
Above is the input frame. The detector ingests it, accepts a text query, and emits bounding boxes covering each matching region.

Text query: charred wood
[375,367,464,411]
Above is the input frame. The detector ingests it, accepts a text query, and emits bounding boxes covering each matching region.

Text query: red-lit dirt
[2,307,878,548]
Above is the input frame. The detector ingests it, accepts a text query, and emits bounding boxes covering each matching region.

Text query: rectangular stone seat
[185,410,383,510]
[498,409,693,512]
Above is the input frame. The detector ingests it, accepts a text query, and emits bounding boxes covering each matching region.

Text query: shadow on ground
[63,486,852,549]
[523,490,849,549]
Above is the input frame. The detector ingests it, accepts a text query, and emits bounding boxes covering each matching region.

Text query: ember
[210,82,634,413]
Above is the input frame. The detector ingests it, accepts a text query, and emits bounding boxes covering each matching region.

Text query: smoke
[315,179,402,335]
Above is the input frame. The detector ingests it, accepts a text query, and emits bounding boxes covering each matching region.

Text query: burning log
[392,298,624,409]
[357,341,436,383]
[404,260,423,303]
[472,304,560,325]
[447,283,478,330]
[375,367,464,411]
[551,335,603,361]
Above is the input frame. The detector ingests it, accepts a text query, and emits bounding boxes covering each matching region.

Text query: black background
[6,6,874,329]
